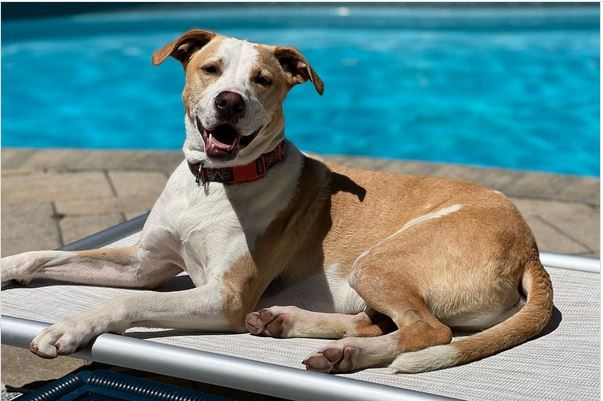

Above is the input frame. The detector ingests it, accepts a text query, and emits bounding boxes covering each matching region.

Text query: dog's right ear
[152,29,216,68]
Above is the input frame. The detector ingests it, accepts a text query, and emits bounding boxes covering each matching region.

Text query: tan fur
[75,246,138,266]
[454,258,552,363]
[181,36,226,116]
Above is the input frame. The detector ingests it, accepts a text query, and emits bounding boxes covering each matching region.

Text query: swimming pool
[2,5,599,176]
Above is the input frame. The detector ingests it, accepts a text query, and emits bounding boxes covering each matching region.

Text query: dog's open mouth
[197,117,259,160]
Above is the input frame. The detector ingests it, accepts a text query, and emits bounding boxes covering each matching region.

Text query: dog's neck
[187,140,286,185]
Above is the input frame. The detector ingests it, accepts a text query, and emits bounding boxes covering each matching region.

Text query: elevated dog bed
[2,216,600,401]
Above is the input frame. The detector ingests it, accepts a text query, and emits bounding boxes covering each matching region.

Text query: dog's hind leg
[245,306,392,339]
[302,300,452,373]
[303,228,456,373]
[1,240,182,289]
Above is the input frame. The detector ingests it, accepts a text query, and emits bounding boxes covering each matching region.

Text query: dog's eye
[255,75,272,87]
[201,64,219,74]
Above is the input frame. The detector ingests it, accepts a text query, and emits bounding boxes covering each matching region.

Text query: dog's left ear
[152,29,216,68]
[273,46,324,95]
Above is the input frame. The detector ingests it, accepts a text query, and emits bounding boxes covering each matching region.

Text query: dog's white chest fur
[146,141,303,287]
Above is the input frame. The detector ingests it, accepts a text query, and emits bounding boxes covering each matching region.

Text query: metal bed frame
[2,215,600,401]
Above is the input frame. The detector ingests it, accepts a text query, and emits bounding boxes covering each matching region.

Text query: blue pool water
[2,5,600,176]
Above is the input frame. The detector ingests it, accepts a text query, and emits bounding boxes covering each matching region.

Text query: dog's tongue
[208,133,240,151]
[206,124,241,154]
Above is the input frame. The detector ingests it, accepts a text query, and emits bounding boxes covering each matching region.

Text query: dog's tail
[390,258,553,373]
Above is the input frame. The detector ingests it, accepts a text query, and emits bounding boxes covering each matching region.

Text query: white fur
[152,140,303,286]
[387,204,463,240]
[390,344,459,373]
[259,263,367,315]
[444,300,524,331]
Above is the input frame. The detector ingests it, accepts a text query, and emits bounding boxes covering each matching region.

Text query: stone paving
[2,148,599,257]
[1,147,600,394]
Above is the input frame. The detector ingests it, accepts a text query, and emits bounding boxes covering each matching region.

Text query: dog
[1,29,553,374]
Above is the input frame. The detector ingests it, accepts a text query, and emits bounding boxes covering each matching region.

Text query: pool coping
[3,147,599,206]
[2,148,599,259]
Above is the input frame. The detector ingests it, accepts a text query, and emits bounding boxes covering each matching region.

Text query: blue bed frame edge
[18,370,235,401]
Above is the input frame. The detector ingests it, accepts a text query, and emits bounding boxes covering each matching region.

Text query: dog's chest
[158,155,302,285]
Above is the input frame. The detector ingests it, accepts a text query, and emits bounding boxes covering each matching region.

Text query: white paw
[30,318,98,358]
[245,306,297,337]
[1,253,36,288]
[303,342,360,373]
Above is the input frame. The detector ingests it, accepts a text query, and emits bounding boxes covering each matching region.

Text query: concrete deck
[1,148,599,394]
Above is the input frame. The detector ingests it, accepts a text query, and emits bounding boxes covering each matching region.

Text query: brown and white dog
[1,30,553,373]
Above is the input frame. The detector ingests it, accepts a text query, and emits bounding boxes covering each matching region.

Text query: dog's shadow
[125,328,229,339]
[5,274,196,291]
[536,305,563,338]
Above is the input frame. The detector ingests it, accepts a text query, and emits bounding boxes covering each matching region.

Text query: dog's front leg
[30,282,249,358]
[2,230,182,289]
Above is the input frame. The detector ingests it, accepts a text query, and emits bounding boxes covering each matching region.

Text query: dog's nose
[214,91,245,120]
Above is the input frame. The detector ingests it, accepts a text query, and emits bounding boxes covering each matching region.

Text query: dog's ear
[152,29,216,68]
[273,46,324,95]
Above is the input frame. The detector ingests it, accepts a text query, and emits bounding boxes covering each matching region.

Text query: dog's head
[153,29,323,167]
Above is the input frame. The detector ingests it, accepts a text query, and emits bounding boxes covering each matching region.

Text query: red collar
[188,141,286,185]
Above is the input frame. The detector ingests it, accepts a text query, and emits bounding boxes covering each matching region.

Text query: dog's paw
[1,253,35,288]
[303,343,359,373]
[245,306,297,337]
[30,318,97,358]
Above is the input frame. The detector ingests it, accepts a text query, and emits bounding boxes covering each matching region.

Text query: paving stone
[508,173,599,206]
[56,195,158,216]
[59,213,124,244]
[512,198,599,256]
[1,345,89,388]
[327,156,442,176]
[108,171,167,198]
[0,149,37,170]
[2,172,113,205]
[2,148,599,257]
[324,156,599,205]
[22,149,82,170]
[11,149,183,175]
[124,211,150,220]
[520,215,591,255]
[0,168,38,176]
[558,178,600,207]
[439,168,526,193]
[1,203,60,256]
